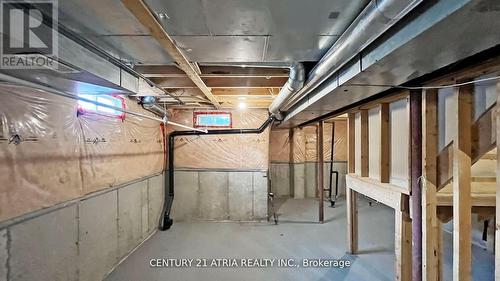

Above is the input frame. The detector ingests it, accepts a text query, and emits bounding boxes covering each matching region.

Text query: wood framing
[360,110,369,177]
[122,0,222,109]
[410,90,423,281]
[346,187,358,254]
[395,210,412,281]
[380,103,390,183]
[348,113,356,173]
[318,121,324,223]
[452,84,473,281]
[346,174,409,211]
[422,89,440,281]
[496,80,500,280]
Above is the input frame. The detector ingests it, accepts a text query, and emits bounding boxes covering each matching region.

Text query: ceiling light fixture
[238,102,247,109]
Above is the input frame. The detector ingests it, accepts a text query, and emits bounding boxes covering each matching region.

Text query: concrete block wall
[270,162,347,199]
[0,173,164,281]
[171,169,268,221]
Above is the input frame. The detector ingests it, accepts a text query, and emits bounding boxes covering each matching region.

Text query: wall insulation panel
[0,85,164,221]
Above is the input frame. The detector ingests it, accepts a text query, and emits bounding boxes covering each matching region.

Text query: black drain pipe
[159,116,275,230]
[328,122,338,207]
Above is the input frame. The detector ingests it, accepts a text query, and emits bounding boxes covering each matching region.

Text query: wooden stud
[318,121,324,223]
[395,210,412,281]
[422,89,440,281]
[410,90,423,281]
[495,81,500,280]
[380,103,390,183]
[348,113,356,174]
[452,84,473,281]
[346,187,358,254]
[360,110,369,177]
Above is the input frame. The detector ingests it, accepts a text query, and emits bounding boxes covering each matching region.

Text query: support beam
[318,121,324,223]
[122,0,221,108]
[360,110,369,177]
[410,90,423,281]
[348,113,356,174]
[452,84,473,281]
[346,174,409,211]
[380,103,390,183]
[395,210,412,281]
[346,187,358,254]
[422,89,440,281]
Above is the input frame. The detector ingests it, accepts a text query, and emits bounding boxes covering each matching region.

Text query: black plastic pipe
[328,171,339,207]
[159,116,274,230]
[328,122,336,206]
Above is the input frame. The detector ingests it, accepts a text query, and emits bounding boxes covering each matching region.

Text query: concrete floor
[105,197,494,281]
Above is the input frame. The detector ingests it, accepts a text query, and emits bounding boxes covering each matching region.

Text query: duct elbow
[268,62,305,120]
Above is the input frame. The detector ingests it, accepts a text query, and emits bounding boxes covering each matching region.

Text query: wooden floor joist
[122,0,221,109]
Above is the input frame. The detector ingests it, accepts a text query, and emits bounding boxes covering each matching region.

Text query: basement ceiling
[58,0,369,64]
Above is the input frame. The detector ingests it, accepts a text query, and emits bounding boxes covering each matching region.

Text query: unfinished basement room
[1,0,500,281]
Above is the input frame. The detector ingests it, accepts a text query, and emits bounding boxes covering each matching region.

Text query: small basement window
[193,111,232,128]
[77,94,126,120]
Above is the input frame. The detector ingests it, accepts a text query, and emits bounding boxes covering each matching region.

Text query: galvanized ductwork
[271,0,422,114]
[268,62,305,120]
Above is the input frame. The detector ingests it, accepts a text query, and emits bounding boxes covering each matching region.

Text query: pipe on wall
[159,116,274,230]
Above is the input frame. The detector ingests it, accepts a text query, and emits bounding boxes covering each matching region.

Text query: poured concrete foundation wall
[171,170,268,221]
[270,162,347,199]
[0,173,164,281]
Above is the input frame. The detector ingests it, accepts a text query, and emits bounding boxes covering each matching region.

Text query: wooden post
[380,103,390,183]
[318,121,324,223]
[410,90,423,281]
[395,210,412,281]
[347,112,358,253]
[347,187,358,254]
[422,89,440,281]
[452,84,473,281]
[348,113,356,174]
[495,81,500,280]
[360,110,369,177]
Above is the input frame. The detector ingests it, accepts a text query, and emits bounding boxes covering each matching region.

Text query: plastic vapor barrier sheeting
[167,109,271,170]
[0,85,164,221]
[269,121,347,163]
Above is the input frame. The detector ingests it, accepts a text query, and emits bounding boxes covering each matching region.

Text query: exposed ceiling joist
[151,76,288,89]
[122,0,221,109]
[134,65,290,78]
